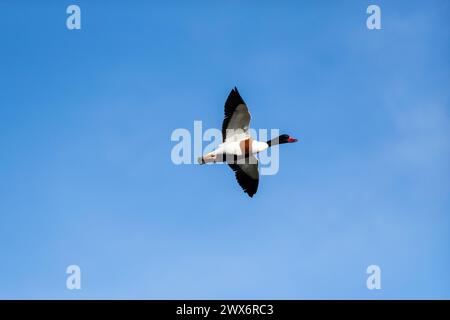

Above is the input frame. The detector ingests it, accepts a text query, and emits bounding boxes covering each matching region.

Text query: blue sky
[0,0,449,299]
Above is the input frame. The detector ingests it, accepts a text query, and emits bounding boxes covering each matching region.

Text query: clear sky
[0,0,449,299]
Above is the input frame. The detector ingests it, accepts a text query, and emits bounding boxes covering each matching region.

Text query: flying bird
[198,87,297,197]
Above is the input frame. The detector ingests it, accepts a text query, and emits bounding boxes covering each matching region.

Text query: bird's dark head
[266,134,298,147]
[278,134,298,144]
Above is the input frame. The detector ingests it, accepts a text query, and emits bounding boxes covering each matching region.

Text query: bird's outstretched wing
[227,155,259,197]
[222,87,251,142]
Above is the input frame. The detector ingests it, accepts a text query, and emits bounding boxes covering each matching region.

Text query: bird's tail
[198,152,220,164]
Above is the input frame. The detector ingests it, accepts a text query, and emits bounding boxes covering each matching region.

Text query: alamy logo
[366,5,381,30]
[366,265,382,290]
[170,121,281,175]
[66,5,81,30]
[66,265,81,290]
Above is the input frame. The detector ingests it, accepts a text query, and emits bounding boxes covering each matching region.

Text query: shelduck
[198,87,297,197]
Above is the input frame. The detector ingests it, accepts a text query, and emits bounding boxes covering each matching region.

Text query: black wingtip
[246,189,256,198]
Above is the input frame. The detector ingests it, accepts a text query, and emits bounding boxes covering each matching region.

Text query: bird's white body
[218,140,268,156]
[201,139,268,163]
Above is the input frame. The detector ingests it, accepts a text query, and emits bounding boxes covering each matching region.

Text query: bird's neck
[266,137,280,147]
